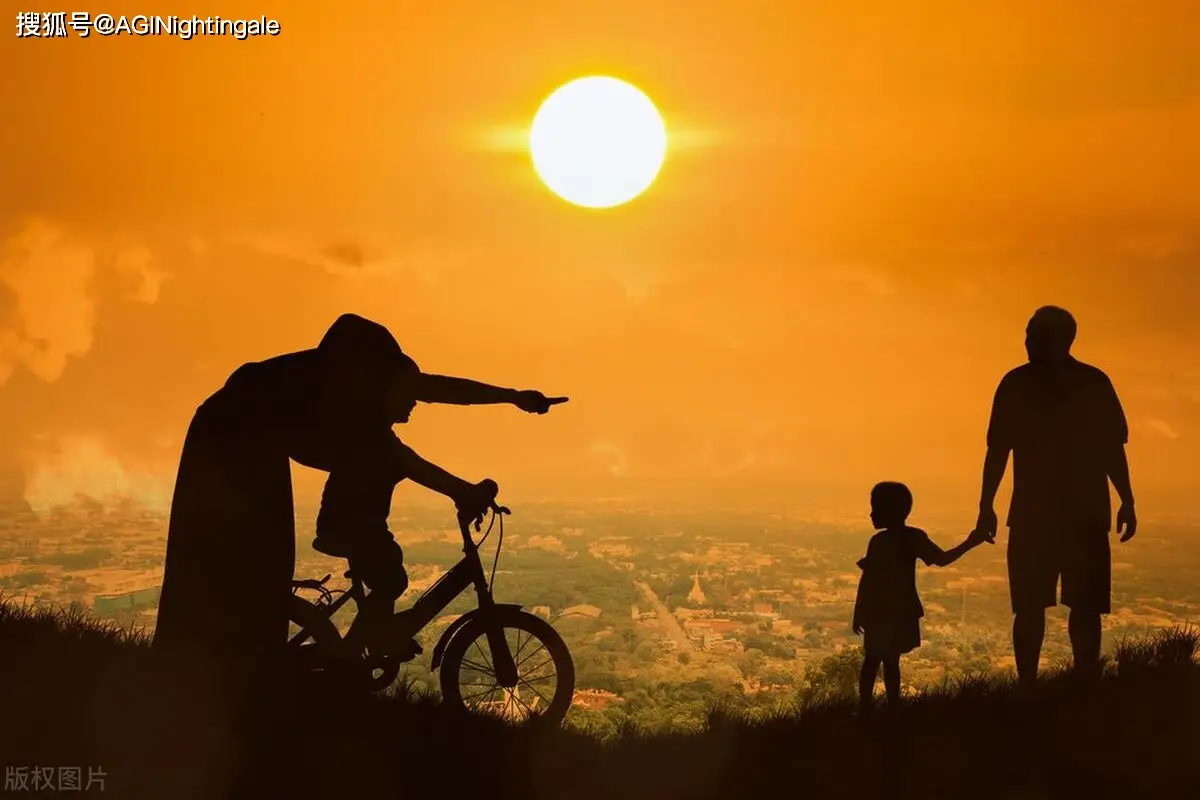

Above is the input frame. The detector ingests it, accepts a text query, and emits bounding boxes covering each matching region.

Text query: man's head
[387,353,421,424]
[870,481,913,530]
[1025,306,1076,364]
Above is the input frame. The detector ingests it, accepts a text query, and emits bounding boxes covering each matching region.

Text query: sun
[529,76,668,209]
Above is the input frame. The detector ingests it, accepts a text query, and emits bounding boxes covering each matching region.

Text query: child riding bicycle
[311,423,502,658]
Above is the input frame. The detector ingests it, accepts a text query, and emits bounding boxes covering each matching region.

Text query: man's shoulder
[1067,358,1113,385]
[999,363,1033,384]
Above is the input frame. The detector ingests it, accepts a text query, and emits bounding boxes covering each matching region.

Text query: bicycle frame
[294,510,521,688]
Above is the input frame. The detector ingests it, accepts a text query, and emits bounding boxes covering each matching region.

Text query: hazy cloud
[1145,418,1181,441]
[0,218,161,385]
[24,434,170,515]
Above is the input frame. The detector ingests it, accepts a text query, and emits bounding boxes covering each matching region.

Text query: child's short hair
[871,481,913,521]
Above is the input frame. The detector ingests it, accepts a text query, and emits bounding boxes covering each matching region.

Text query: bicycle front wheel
[439,607,575,726]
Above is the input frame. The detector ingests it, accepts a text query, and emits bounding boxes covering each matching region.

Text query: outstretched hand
[1116,503,1137,542]
[514,390,569,414]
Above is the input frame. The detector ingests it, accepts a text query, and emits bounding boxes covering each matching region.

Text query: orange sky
[2,1,1198,517]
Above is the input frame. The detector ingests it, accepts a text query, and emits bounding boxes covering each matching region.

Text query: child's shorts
[863,617,921,657]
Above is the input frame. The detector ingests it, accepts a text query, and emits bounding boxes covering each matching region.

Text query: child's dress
[854,526,940,655]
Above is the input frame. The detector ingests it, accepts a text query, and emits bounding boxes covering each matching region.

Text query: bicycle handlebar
[456,496,510,540]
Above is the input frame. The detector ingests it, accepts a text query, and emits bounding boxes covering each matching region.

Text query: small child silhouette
[852,481,989,713]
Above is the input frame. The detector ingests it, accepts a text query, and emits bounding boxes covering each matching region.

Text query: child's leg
[881,656,902,706]
[859,649,882,710]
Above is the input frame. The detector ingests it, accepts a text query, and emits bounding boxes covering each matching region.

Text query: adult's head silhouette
[1024,305,1076,365]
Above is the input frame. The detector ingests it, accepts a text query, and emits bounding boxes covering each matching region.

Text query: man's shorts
[1007,526,1111,614]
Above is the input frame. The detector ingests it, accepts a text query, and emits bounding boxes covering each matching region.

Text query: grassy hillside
[2,597,1197,799]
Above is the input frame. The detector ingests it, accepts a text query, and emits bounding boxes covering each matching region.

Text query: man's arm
[415,374,569,413]
[979,446,1011,512]
[977,375,1015,539]
[1099,373,1137,541]
[1109,445,1134,508]
[414,374,519,406]
[1102,375,1135,507]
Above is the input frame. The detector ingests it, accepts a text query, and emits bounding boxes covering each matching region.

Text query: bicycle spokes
[456,627,559,722]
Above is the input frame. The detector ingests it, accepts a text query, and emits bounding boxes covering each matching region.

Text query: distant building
[752,603,779,619]
[531,605,552,620]
[687,572,706,605]
[559,604,602,619]
[571,689,622,710]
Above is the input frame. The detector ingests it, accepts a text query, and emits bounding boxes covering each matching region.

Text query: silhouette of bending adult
[151,313,566,790]
[974,306,1136,685]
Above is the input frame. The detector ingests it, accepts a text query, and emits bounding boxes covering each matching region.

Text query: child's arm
[914,528,988,567]
[401,447,477,501]
[852,554,868,635]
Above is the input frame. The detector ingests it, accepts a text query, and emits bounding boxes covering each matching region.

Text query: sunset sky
[2,2,1198,517]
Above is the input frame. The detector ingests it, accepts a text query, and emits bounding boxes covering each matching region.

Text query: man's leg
[1008,528,1057,687]
[1063,530,1111,679]
[1013,611,1046,686]
[1067,610,1102,677]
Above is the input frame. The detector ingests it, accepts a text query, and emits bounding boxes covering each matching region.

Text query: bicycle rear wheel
[439,607,575,726]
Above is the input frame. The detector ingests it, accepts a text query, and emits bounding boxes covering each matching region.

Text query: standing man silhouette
[974,306,1136,685]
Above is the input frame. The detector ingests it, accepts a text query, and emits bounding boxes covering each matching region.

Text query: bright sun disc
[529,76,667,209]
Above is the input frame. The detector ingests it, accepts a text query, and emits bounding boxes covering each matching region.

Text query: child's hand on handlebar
[456,479,502,531]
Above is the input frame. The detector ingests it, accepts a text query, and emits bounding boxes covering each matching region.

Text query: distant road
[633,581,694,652]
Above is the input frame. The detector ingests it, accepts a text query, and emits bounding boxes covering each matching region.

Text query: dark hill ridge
[1,597,1197,800]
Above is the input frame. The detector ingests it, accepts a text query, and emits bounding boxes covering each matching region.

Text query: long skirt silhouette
[151,395,298,795]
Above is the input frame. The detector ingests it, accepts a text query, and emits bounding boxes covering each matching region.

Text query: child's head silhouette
[870,481,913,530]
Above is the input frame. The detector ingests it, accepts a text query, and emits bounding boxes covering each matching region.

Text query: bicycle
[287,500,576,726]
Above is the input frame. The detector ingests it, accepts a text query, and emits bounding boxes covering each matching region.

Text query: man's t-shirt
[986,357,1128,531]
[855,526,941,626]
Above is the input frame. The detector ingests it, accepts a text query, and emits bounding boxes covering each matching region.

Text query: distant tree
[738,648,766,677]
[801,647,862,702]
[761,664,799,688]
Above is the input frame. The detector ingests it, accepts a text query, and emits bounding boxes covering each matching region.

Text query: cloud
[1145,418,1181,441]
[0,218,161,385]
[112,244,167,304]
[243,233,475,286]
[0,219,95,384]
[23,434,170,515]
